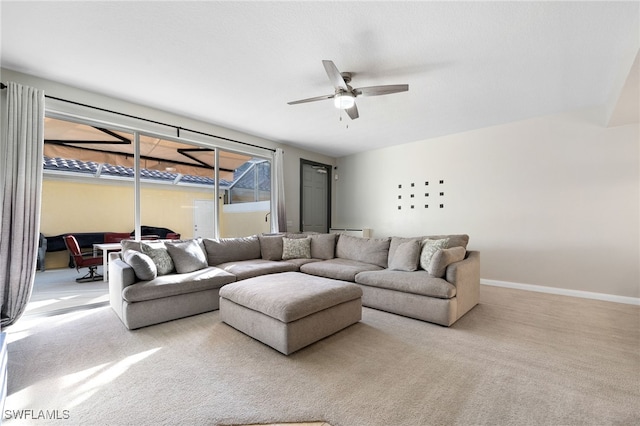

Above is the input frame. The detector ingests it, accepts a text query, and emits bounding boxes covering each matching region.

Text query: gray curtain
[0,82,45,328]
[271,148,287,233]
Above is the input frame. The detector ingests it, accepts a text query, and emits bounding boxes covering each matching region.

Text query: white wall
[1,69,335,233]
[335,108,639,299]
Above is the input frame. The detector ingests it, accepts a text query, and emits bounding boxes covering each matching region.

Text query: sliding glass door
[42,117,135,268]
[218,149,271,238]
[136,135,216,240]
[41,116,273,269]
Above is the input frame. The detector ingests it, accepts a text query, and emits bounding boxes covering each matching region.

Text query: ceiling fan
[287,60,409,120]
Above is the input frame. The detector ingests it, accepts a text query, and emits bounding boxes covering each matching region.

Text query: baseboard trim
[480,279,640,306]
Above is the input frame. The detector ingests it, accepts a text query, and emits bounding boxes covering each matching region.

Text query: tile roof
[43,156,230,187]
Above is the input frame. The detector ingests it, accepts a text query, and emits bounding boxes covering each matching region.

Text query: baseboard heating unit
[329,228,372,238]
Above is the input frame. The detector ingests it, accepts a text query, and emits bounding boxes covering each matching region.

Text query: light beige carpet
[4,286,639,425]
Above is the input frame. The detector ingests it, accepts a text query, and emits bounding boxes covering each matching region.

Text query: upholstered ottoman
[219,271,363,355]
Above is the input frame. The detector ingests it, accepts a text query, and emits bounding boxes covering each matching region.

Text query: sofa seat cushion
[355,270,457,299]
[219,271,362,323]
[300,258,383,282]
[216,259,299,280]
[122,266,236,303]
[282,258,322,268]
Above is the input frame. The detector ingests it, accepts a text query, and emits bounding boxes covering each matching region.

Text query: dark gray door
[301,161,330,233]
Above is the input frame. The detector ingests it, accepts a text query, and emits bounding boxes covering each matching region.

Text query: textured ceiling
[1,1,638,157]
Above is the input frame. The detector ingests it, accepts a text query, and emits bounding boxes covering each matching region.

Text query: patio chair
[63,234,103,282]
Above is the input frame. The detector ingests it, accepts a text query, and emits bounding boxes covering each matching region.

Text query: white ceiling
[1,1,638,158]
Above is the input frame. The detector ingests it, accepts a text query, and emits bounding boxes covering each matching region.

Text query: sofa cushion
[282,237,311,260]
[389,236,421,262]
[335,234,390,268]
[121,239,168,253]
[165,239,208,274]
[216,259,299,281]
[122,266,236,303]
[388,240,421,271]
[258,234,284,260]
[300,258,383,282]
[309,233,337,259]
[203,236,261,265]
[123,249,157,281]
[140,242,175,276]
[419,238,449,271]
[355,270,457,299]
[282,258,322,268]
[428,247,467,278]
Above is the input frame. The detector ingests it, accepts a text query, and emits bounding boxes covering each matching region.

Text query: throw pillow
[419,238,449,271]
[425,234,470,249]
[282,237,311,260]
[389,240,421,271]
[258,234,284,260]
[123,249,157,281]
[140,242,174,276]
[309,233,337,259]
[428,247,467,278]
[165,239,208,274]
[120,239,142,253]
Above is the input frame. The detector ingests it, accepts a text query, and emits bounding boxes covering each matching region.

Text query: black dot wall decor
[396,179,446,210]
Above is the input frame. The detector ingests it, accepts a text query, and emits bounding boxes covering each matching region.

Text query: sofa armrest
[446,250,480,319]
[108,253,137,320]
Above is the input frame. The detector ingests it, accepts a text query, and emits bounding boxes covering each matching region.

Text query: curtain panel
[271,148,286,233]
[0,82,45,328]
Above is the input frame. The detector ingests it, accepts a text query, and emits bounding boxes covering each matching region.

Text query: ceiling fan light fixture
[334,92,355,109]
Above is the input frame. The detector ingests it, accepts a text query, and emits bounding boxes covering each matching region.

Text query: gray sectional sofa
[109,232,480,330]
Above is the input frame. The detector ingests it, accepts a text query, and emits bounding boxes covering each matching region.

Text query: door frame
[299,159,332,233]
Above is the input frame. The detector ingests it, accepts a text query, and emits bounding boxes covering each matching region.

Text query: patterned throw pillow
[282,237,311,260]
[419,238,449,271]
[140,242,175,276]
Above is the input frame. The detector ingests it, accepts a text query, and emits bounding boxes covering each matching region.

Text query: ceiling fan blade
[322,60,349,91]
[346,103,359,120]
[287,93,335,105]
[354,84,409,97]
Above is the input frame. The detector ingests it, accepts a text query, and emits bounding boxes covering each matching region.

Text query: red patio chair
[63,234,103,282]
